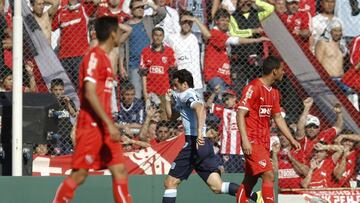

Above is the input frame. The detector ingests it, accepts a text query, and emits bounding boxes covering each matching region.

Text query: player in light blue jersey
[161,69,240,203]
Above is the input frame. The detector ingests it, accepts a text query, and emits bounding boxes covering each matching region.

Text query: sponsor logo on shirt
[150,66,165,74]
[259,105,272,117]
[60,18,81,28]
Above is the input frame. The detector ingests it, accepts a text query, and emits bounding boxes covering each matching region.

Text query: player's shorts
[72,122,124,170]
[168,136,221,181]
[244,144,272,176]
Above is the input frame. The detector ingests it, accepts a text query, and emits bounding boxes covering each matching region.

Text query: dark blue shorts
[168,136,221,181]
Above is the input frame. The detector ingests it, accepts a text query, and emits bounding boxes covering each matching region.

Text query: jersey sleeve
[209,30,229,50]
[272,89,282,115]
[168,48,176,67]
[183,91,202,109]
[82,52,101,83]
[51,10,60,31]
[238,84,258,111]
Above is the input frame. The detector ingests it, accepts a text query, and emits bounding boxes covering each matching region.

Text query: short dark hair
[129,0,143,9]
[152,27,164,35]
[30,0,35,5]
[262,56,282,75]
[95,16,118,42]
[50,78,64,88]
[173,69,194,88]
[122,82,135,92]
[214,8,230,21]
[179,10,194,19]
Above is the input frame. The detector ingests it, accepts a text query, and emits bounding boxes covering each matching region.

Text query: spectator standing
[52,16,132,203]
[204,9,269,95]
[315,19,347,79]
[124,0,166,99]
[175,0,207,42]
[52,0,98,88]
[30,0,60,44]
[229,0,274,94]
[207,88,244,173]
[279,0,311,50]
[310,0,341,53]
[146,0,181,45]
[50,78,77,155]
[167,11,211,96]
[296,97,344,159]
[335,0,360,41]
[140,27,176,120]
[236,56,301,203]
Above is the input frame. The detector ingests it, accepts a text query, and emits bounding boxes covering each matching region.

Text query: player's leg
[236,173,258,203]
[163,175,182,203]
[108,163,132,203]
[203,171,240,196]
[162,136,194,203]
[52,168,89,203]
[260,170,275,203]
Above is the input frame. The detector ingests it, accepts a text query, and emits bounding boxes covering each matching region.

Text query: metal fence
[0,0,359,190]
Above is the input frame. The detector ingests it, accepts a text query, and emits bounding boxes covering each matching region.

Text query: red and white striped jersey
[211,104,242,155]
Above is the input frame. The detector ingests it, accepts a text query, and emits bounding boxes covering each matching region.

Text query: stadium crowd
[0,0,359,190]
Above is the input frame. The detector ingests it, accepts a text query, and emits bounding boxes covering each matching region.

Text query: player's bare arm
[192,102,205,147]
[296,97,313,140]
[236,108,252,155]
[84,81,121,141]
[273,113,301,151]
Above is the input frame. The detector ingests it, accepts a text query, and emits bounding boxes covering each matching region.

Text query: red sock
[113,179,132,203]
[52,176,78,203]
[235,184,249,203]
[262,181,275,203]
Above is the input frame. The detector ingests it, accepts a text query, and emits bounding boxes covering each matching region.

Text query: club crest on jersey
[85,155,94,165]
[259,105,272,117]
[162,56,168,63]
[258,160,267,168]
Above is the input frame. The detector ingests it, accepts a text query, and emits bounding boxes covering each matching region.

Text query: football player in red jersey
[52,16,132,203]
[235,56,301,203]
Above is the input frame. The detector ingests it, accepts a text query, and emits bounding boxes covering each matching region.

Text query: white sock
[221,182,230,194]
[163,189,177,198]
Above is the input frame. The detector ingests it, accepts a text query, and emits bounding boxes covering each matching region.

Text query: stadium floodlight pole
[12,0,23,176]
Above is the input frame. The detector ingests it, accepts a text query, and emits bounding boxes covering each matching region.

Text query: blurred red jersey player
[52,16,132,203]
[236,56,301,203]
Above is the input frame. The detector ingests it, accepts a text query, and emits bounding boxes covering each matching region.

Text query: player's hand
[303,97,313,109]
[242,139,252,155]
[214,84,221,95]
[252,27,264,34]
[165,89,172,101]
[196,136,205,149]
[290,139,301,152]
[333,103,342,114]
[25,60,35,76]
[271,142,280,154]
[108,123,121,142]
